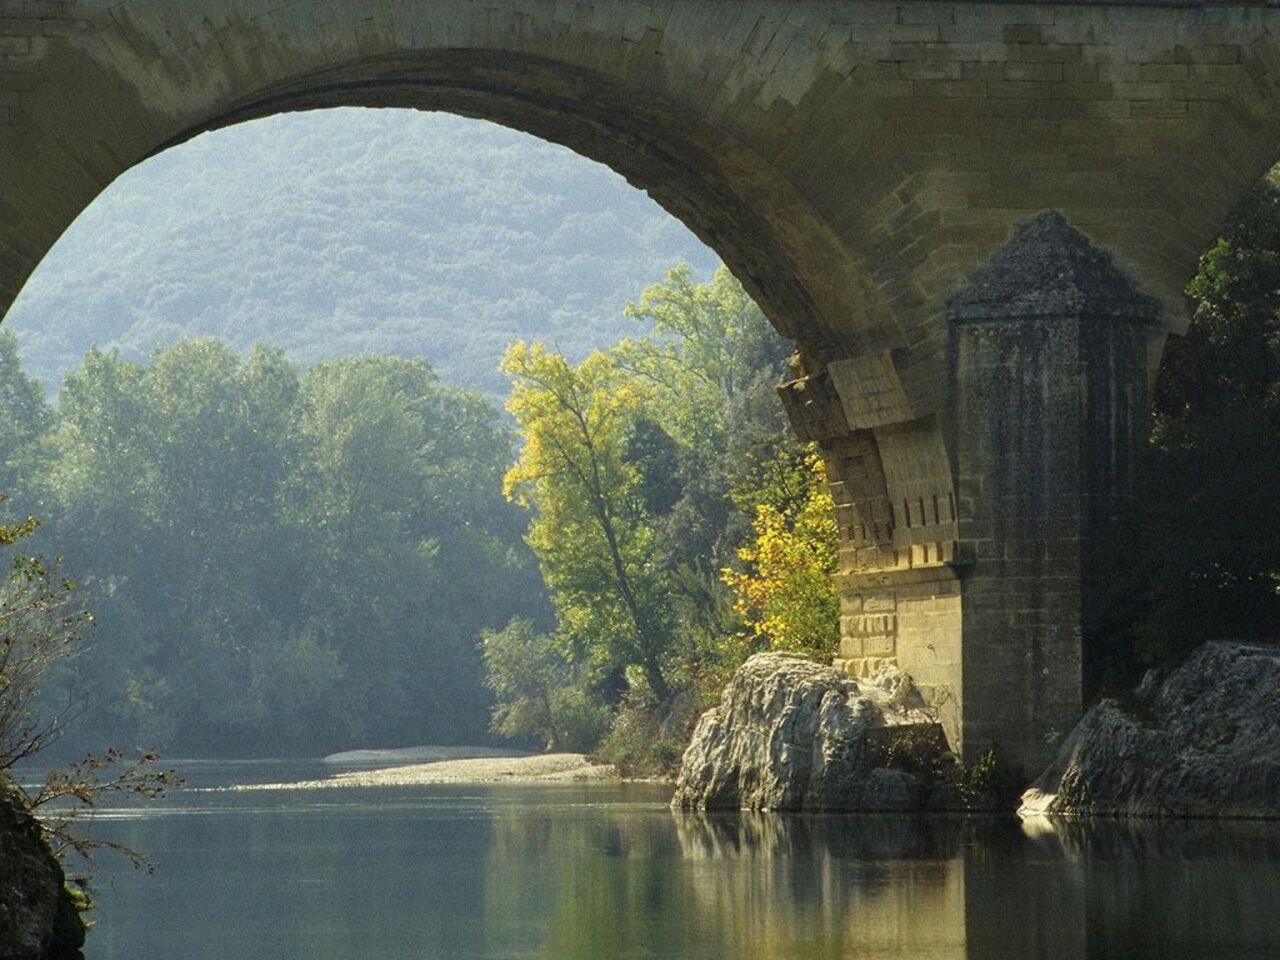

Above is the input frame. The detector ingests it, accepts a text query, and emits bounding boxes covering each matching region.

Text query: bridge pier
[948,211,1160,771]
[784,212,1160,774]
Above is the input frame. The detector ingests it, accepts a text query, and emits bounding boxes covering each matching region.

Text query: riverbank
[234,752,618,790]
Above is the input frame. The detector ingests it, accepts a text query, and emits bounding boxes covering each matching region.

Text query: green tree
[0,516,77,771]
[480,618,607,752]
[288,354,542,749]
[0,504,177,901]
[496,267,809,770]
[0,330,51,496]
[503,342,676,702]
[613,266,807,695]
[22,339,542,757]
[1123,178,1280,665]
[618,263,786,405]
[723,453,840,662]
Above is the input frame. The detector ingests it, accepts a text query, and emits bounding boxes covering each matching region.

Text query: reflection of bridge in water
[82,775,1280,959]
[675,812,1280,959]
[8,2,1280,771]
[498,809,1280,960]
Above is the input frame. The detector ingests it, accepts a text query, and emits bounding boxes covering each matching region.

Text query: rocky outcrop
[671,652,950,811]
[1021,641,1280,819]
[0,783,84,960]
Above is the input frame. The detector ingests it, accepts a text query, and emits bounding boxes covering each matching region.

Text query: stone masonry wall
[949,211,1158,771]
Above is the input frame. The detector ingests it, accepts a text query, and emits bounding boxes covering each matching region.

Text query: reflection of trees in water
[480,804,1280,960]
[483,806,725,960]
[484,808,971,960]
[672,811,971,861]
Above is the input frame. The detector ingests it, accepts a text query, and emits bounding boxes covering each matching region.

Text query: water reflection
[84,766,1280,960]
[482,806,1280,960]
[671,814,969,960]
[1017,817,1280,960]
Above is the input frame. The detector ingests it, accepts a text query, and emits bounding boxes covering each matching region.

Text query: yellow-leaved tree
[501,342,676,704]
[723,453,840,660]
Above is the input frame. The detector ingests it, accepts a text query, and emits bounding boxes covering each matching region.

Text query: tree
[496,267,816,768]
[0,330,51,497]
[723,453,840,661]
[615,266,820,697]
[502,342,676,702]
[0,507,178,882]
[1120,177,1280,665]
[619,263,787,404]
[287,354,543,749]
[0,518,79,771]
[18,339,543,757]
[480,618,607,752]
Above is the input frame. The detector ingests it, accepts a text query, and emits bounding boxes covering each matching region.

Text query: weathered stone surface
[671,652,942,811]
[0,783,83,960]
[945,209,1157,773]
[948,211,1162,323]
[1021,642,1280,819]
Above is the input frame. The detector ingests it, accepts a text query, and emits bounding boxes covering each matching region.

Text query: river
[77,759,1280,960]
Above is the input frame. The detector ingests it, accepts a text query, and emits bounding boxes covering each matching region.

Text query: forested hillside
[4,109,716,395]
[2,336,547,756]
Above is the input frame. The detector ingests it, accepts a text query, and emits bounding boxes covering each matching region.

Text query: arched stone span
[0,19,895,362]
[6,0,1280,772]
[179,50,902,360]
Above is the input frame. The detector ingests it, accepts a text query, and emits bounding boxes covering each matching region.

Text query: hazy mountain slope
[5,108,717,394]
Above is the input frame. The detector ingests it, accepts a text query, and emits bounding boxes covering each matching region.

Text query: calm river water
[78,759,1280,960]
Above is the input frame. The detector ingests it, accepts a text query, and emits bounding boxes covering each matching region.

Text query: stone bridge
[2,0,1277,772]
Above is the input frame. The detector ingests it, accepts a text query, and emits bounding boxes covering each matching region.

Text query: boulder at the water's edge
[0,781,85,960]
[1021,641,1280,819]
[671,652,987,812]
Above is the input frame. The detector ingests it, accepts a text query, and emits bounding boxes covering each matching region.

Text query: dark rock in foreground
[671,652,950,811]
[1021,641,1280,819]
[0,783,84,960]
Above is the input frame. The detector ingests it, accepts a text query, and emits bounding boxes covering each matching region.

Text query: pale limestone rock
[671,652,940,811]
[1021,642,1280,819]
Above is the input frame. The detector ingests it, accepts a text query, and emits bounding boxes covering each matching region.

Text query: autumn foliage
[722,454,840,661]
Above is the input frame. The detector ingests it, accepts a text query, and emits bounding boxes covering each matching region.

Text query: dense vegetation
[0,261,846,768]
[1111,176,1280,669]
[488,266,836,772]
[0,335,545,757]
[5,109,715,397]
[0,504,177,897]
[486,201,1280,764]
[2,116,1274,769]
[7,214,1272,767]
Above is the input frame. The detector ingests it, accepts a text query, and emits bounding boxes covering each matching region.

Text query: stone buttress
[782,212,1160,774]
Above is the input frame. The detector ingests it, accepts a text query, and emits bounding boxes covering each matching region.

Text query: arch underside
[1,23,938,740]
[2,46,891,366]
[1,30,942,667]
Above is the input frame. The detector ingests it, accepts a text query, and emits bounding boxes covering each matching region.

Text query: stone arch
[2,9,933,765]
[1,45,890,367]
[1,4,926,751]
